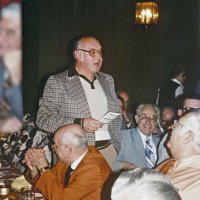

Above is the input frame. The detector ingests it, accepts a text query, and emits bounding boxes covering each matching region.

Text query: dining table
[0,138,46,200]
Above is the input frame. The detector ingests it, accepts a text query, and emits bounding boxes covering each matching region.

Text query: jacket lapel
[132,129,147,165]
[66,74,91,117]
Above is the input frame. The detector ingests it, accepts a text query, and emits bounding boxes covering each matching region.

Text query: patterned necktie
[64,165,74,187]
[145,137,155,168]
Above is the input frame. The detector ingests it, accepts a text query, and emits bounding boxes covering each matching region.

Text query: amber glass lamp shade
[135,2,159,28]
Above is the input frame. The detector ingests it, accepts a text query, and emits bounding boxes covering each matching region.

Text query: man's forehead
[141,106,156,115]
[184,99,200,108]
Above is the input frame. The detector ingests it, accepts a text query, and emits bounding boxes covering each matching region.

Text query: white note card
[99,112,121,123]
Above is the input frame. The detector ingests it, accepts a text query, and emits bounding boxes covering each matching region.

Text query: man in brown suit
[24,124,111,200]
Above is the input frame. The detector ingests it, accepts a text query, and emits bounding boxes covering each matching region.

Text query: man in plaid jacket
[36,36,122,167]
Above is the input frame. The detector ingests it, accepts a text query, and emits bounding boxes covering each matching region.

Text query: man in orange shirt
[24,124,111,200]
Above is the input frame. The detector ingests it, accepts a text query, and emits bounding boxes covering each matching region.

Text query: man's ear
[65,144,72,154]
[135,114,139,124]
[177,109,183,117]
[74,50,81,61]
[183,131,194,144]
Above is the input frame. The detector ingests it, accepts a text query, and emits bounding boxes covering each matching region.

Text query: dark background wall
[22,0,200,116]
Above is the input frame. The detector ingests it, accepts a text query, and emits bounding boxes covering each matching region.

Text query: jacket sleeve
[36,75,76,133]
[106,74,122,152]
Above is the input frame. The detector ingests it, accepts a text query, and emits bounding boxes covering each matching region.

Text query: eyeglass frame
[77,48,102,57]
[137,114,157,124]
[171,119,183,130]
[182,107,200,115]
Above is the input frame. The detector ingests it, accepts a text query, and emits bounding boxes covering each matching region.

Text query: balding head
[53,124,88,164]
[168,111,200,159]
[54,124,88,149]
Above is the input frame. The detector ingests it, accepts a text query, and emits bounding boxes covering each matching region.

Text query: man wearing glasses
[36,36,122,168]
[113,103,160,171]
[23,124,111,200]
[156,110,200,200]
[156,93,200,165]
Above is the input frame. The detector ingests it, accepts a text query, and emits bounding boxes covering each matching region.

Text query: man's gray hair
[136,103,160,117]
[60,131,88,149]
[179,111,200,148]
[111,168,181,200]
[1,3,21,19]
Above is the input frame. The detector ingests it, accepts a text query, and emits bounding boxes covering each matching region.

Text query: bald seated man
[156,111,200,200]
[24,124,111,200]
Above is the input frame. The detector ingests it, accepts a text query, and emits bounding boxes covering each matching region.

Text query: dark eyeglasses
[170,120,183,130]
[137,114,157,124]
[78,49,102,57]
[182,107,200,115]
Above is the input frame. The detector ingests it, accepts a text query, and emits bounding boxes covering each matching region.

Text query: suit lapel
[132,129,147,165]
[66,75,91,117]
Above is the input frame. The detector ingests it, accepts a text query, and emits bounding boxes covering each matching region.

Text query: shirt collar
[71,149,88,170]
[137,128,152,146]
[171,78,184,88]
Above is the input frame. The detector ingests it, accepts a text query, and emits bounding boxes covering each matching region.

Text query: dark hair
[176,93,200,109]
[170,63,185,78]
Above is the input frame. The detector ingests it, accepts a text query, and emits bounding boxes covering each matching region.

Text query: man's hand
[82,118,103,133]
[24,148,49,169]
[120,162,137,171]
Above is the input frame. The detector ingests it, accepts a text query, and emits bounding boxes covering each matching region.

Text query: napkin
[11,175,32,190]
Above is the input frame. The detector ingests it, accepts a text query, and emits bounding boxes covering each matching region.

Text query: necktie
[145,137,155,168]
[64,165,74,187]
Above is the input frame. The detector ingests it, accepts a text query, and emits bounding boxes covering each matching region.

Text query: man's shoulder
[46,70,69,85]
[161,79,180,89]
[81,146,111,172]
[50,70,68,79]
[121,128,138,141]
[121,127,137,135]
[97,72,113,80]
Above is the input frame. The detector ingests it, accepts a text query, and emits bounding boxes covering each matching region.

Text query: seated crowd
[1,93,200,199]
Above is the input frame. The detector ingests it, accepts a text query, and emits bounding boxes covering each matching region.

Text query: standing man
[24,124,111,200]
[36,36,122,167]
[156,93,200,165]
[156,64,186,108]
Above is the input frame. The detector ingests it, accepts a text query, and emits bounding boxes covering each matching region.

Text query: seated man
[111,168,181,200]
[23,124,111,200]
[117,90,135,129]
[113,103,160,171]
[156,93,200,165]
[156,111,200,200]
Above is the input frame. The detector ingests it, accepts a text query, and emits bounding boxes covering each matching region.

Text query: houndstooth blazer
[36,69,122,151]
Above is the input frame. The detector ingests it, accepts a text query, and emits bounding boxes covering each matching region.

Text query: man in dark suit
[156,64,186,108]
[24,124,111,200]
[36,36,122,167]
[113,103,160,171]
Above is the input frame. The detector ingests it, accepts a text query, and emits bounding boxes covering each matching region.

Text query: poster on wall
[0,0,23,136]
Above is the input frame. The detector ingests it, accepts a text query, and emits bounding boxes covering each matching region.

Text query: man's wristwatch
[37,166,50,174]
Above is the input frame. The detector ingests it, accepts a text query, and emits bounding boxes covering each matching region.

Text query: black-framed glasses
[171,119,183,130]
[137,114,157,124]
[78,49,102,57]
[182,107,200,115]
